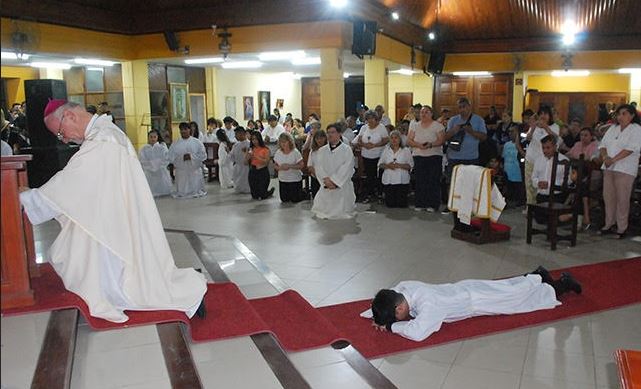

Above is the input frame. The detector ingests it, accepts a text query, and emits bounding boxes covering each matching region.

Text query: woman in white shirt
[524,106,560,205]
[407,105,445,212]
[352,110,389,203]
[139,130,173,197]
[597,104,641,239]
[215,129,235,189]
[274,133,305,203]
[379,131,414,208]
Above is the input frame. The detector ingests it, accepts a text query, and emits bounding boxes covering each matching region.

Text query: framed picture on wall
[243,96,254,120]
[225,96,236,118]
[169,83,190,123]
[258,91,270,121]
[276,99,284,110]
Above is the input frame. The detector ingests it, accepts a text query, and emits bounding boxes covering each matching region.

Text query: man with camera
[442,97,487,213]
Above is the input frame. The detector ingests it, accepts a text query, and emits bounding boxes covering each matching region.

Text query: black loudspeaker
[427,50,446,75]
[163,31,179,51]
[25,79,67,148]
[24,79,76,187]
[352,21,377,56]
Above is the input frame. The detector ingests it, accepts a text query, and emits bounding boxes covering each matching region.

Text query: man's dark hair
[457,97,471,106]
[371,289,403,327]
[413,103,422,109]
[570,117,581,125]
[207,117,218,126]
[234,126,246,133]
[223,116,234,124]
[540,134,555,145]
[268,114,278,122]
[178,122,190,130]
[522,109,535,117]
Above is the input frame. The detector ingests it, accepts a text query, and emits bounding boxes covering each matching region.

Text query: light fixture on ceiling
[30,62,72,70]
[291,57,321,66]
[391,11,400,21]
[86,67,104,72]
[258,50,306,61]
[551,70,590,77]
[390,68,415,76]
[329,0,347,8]
[343,72,350,78]
[220,61,263,69]
[1,51,30,60]
[74,58,116,66]
[561,20,577,46]
[184,57,224,64]
[452,71,491,76]
[618,68,641,74]
[428,32,436,40]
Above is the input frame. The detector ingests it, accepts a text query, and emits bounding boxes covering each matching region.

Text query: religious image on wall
[258,91,270,121]
[276,98,284,110]
[243,96,254,120]
[170,83,190,123]
[225,96,236,118]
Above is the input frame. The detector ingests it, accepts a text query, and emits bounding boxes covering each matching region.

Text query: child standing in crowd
[274,133,304,203]
[502,125,526,206]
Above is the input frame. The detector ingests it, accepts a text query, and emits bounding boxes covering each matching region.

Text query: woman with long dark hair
[246,130,274,199]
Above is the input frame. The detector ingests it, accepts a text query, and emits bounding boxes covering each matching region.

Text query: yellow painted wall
[387,73,434,124]
[213,70,301,121]
[527,73,631,93]
[1,66,39,105]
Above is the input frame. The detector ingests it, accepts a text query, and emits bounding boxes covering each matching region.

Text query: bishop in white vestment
[311,125,356,219]
[20,100,207,323]
[169,125,207,199]
[362,267,581,342]
[139,130,173,197]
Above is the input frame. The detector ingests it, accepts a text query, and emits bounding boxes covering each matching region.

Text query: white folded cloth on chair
[448,165,506,225]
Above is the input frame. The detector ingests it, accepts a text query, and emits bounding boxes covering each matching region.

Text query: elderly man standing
[311,123,356,219]
[19,100,207,323]
[169,122,207,199]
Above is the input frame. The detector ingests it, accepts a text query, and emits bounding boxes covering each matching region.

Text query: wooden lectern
[1,155,38,309]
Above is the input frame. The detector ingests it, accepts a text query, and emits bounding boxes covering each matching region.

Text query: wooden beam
[31,309,79,389]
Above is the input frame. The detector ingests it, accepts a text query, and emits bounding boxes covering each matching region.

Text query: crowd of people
[136,98,641,232]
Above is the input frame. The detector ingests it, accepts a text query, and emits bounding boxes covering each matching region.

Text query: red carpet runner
[3,258,640,359]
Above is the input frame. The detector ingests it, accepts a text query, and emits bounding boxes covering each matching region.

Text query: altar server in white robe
[362,266,581,342]
[215,128,234,188]
[230,127,251,193]
[139,130,172,197]
[311,124,356,219]
[169,122,207,198]
[19,100,207,323]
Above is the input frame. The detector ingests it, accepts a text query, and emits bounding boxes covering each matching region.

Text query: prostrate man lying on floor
[361,267,581,342]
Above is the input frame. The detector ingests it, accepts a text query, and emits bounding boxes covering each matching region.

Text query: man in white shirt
[169,122,208,198]
[363,266,581,342]
[19,100,207,323]
[222,116,238,143]
[532,135,569,203]
[375,105,391,127]
[202,117,219,143]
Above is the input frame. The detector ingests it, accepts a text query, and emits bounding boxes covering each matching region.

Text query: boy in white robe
[19,100,207,323]
[230,127,251,194]
[363,266,581,342]
[169,122,207,198]
[139,130,173,197]
[311,124,356,219]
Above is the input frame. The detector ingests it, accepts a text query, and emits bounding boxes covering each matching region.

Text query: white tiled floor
[2,179,640,388]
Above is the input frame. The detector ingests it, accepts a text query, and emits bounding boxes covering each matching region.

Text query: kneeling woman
[246,130,275,200]
[274,133,305,203]
[378,130,414,207]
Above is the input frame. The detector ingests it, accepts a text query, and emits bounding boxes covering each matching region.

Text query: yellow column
[630,71,641,105]
[121,60,151,150]
[320,48,345,123]
[205,67,218,119]
[412,73,434,107]
[38,68,64,80]
[512,71,525,119]
[364,58,388,110]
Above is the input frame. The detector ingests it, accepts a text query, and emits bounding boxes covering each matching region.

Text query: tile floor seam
[517,329,533,389]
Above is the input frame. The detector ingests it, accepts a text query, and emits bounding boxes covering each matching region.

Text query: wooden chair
[203,142,219,182]
[526,153,583,250]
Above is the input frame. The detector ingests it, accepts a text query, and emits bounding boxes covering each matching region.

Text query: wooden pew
[203,142,219,182]
[1,155,37,309]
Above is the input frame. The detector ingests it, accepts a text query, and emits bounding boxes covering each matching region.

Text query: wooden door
[301,77,320,121]
[535,92,627,125]
[395,92,413,123]
[433,75,473,116]
[474,74,512,118]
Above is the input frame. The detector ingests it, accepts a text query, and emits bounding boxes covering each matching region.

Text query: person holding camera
[442,97,487,213]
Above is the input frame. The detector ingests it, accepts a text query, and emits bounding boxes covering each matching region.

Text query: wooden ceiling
[2,0,640,53]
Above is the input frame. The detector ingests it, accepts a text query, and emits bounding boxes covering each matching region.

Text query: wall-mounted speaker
[352,21,377,57]
[163,31,180,52]
[426,50,446,75]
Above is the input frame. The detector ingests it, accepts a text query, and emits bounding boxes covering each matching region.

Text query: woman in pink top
[567,127,598,160]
